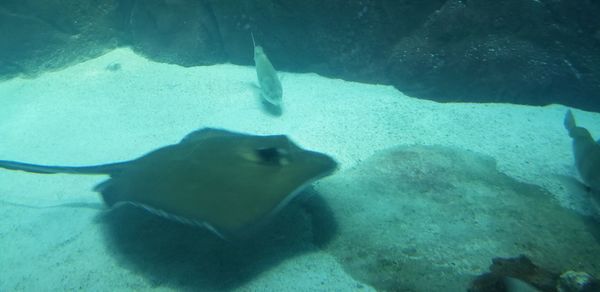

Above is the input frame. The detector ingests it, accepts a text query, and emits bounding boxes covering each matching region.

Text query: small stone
[105,62,122,72]
[557,271,599,292]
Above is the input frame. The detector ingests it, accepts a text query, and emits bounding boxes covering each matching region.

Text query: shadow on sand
[97,189,337,290]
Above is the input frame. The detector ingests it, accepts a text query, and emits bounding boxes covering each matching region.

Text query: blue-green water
[0,42,599,292]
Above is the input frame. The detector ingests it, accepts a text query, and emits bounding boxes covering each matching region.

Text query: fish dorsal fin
[250,31,266,57]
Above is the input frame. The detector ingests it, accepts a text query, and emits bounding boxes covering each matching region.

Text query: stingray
[0,128,338,238]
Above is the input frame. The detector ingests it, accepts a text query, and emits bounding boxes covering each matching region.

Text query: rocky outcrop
[2,0,600,111]
[387,0,600,110]
[129,0,225,66]
[201,0,445,84]
[0,0,131,78]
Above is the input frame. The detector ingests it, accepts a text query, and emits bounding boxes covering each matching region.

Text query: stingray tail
[0,160,129,175]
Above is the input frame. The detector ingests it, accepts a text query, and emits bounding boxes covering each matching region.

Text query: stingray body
[0,128,338,238]
[564,110,600,191]
[252,32,282,107]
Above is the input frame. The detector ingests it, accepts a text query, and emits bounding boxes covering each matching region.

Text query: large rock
[387,0,600,110]
[2,0,600,111]
[130,0,600,110]
[0,0,130,79]
[128,0,225,66]
[205,0,444,83]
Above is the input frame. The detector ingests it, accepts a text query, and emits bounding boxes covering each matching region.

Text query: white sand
[0,47,598,290]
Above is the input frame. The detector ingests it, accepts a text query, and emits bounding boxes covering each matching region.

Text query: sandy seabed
[0,48,599,291]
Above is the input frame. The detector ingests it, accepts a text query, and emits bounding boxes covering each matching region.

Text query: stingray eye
[255,147,289,165]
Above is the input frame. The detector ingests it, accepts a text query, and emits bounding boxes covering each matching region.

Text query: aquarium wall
[1,0,599,111]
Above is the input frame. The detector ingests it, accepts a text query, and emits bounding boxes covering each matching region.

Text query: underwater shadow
[260,100,282,116]
[97,189,337,290]
[248,82,282,117]
[583,216,600,244]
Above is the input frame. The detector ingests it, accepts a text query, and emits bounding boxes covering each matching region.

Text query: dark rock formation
[202,0,445,84]
[387,0,600,111]
[0,0,132,78]
[129,0,225,66]
[2,0,600,111]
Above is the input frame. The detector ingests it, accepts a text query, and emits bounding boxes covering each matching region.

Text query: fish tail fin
[564,109,577,136]
[94,180,120,207]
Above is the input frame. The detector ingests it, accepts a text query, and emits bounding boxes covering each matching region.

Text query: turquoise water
[0,48,599,291]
